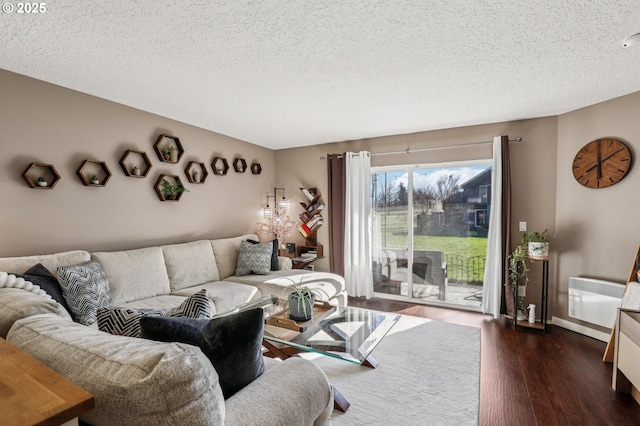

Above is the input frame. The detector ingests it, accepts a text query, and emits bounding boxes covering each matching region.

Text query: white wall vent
[568,277,624,328]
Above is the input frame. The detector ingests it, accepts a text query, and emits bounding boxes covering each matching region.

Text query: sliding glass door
[371,160,492,309]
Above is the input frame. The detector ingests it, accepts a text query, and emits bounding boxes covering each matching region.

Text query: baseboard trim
[551,316,610,342]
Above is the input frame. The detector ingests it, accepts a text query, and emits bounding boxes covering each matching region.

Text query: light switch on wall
[519,221,527,232]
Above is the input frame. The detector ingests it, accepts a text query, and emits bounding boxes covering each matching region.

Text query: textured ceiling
[2,1,640,150]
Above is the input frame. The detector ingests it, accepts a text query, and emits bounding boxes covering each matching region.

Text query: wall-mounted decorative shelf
[153,134,184,163]
[76,160,112,187]
[119,149,152,178]
[212,157,229,176]
[22,163,61,189]
[184,161,208,184]
[233,158,247,173]
[154,174,187,202]
[251,163,262,175]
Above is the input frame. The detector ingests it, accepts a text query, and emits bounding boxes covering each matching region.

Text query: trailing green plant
[508,244,529,312]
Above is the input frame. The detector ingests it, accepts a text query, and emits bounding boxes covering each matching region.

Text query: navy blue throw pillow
[18,263,74,318]
[140,308,265,399]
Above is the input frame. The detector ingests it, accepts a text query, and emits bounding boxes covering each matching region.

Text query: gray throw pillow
[247,239,279,271]
[235,240,272,276]
[57,261,111,326]
[97,289,212,337]
[140,308,265,399]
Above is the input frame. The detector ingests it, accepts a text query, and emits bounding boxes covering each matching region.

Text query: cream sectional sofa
[0,233,347,426]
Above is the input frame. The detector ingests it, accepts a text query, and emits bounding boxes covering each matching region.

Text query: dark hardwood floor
[348,296,640,426]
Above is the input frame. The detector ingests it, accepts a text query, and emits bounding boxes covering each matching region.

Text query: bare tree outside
[435,174,461,202]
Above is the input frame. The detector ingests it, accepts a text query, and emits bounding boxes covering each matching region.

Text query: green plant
[520,229,550,245]
[37,176,45,182]
[280,277,329,321]
[508,244,529,312]
[91,174,98,181]
[161,178,189,199]
[160,146,172,160]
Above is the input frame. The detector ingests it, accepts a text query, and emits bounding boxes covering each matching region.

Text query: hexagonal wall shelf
[153,134,184,163]
[76,160,112,187]
[154,174,187,202]
[233,158,247,173]
[119,149,152,178]
[250,163,262,175]
[184,161,208,184]
[212,157,229,176]
[22,163,61,189]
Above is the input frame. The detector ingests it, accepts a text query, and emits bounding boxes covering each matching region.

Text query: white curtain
[482,136,503,318]
[344,151,374,298]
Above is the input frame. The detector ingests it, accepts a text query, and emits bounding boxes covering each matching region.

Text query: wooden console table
[0,337,94,426]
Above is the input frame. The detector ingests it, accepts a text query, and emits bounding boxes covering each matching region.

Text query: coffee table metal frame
[217,295,400,412]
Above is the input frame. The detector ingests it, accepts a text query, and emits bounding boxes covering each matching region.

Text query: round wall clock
[572,138,632,188]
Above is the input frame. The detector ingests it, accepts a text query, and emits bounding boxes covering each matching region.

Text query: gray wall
[0,70,276,256]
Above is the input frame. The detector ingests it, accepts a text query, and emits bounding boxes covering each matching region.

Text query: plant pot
[528,242,549,259]
[37,181,47,187]
[288,292,315,322]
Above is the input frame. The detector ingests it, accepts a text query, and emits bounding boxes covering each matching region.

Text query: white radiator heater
[568,277,625,328]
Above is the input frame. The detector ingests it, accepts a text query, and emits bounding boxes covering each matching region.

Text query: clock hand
[596,140,601,180]
[600,147,626,164]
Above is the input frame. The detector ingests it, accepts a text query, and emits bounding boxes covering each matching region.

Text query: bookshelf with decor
[294,188,325,269]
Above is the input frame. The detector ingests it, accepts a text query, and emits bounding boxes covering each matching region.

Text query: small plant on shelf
[37,176,47,187]
[161,178,188,200]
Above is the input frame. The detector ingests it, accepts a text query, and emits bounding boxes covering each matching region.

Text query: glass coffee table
[217,295,400,412]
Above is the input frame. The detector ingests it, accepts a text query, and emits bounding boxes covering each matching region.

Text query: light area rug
[306,314,480,426]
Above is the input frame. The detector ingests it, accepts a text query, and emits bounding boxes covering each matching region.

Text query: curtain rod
[321,137,522,160]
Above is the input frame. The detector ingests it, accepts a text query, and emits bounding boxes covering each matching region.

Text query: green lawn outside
[375,210,488,283]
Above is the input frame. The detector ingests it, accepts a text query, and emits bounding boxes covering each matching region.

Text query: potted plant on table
[280,278,329,322]
[521,229,550,259]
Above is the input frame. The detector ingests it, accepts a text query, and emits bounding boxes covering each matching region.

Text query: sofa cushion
[236,240,272,276]
[57,261,111,326]
[161,240,221,291]
[210,234,259,280]
[0,288,71,338]
[247,238,279,271]
[140,308,265,399]
[97,290,212,337]
[15,263,73,317]
[7,313,225,426]
[171,281,261,315]
[91,247,171,306]
[0,250,91,275]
